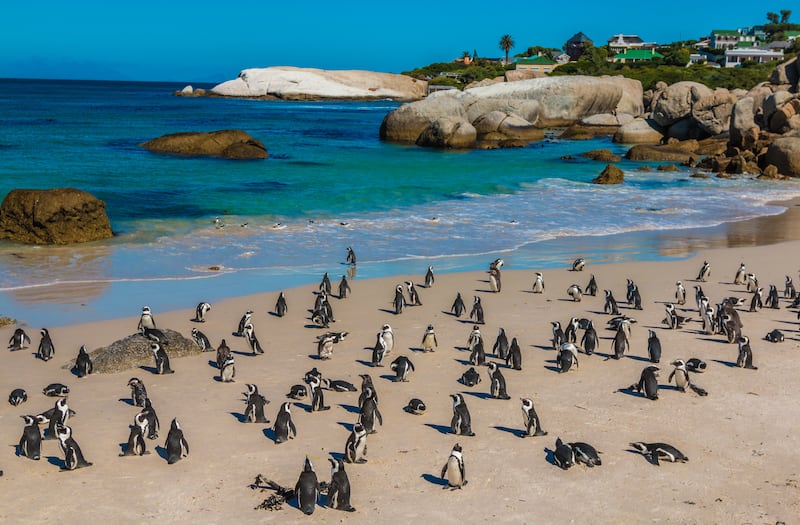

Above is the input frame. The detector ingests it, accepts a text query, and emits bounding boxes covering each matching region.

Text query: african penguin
[630,366,659,400]
[345,422,368,464]
[646,330,661,363]
[193,301,212,323]
[358,387,382,434]
[274,292,288,317]
[461,367,481,387]
[733,262,746,285]
[393,285,406,315]
[506,337,522,370]
[273,402,297,444]
[424,266,435,287]
[487,362,510,399]
[338,275,351,299]
[572,257,586,271]
[604,290,621,315]
[585,274,598,296]
[421,324,438,352]
[37,328,55,361]
[520,398,548,437]
[406,398,426,415]
[138,306,156,331]
[9,388,27,406]
[319,272,332,294]
[219,354,235,382]
[327,458,356,512]
[346,246,357,265]
[235,310,253,337]
[450,393,475,436]
[492,328,509,359]
[18,415,41,460]
[581,320,598,356]
[244,323,265,355]
[56,424,92,470]
[296,457,319,515]
[305,374,330,412]
[42,383,69,397]
[73,345,93,377]
[7,328,31,351]
[737,336,757,370]
[553,438,575,470]
[165,418,189,464]
[191,328,212,351]
[139,398,160,439]
[532,272,545,293]
[630,442,688,465]
[675,281,686,305]
[571,442,602,467]
[244,384,270,423]
[151,342,174,374]
[120,412,149,457]
[127,377,148,407]
[441,443,467,489]
[390,355,415,382]
[406,280,422,305]
[567,284,583,302]
[696,260,711,282]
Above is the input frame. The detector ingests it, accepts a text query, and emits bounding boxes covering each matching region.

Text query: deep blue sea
[2,78,800,326]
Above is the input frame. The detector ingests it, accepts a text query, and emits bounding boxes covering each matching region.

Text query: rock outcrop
[651,81,713,128]
[613,118,664,144]
[211,66,427,101]
[580,149,622,162]
[593,164,624,184]
[625,143,699,163]
[762,137,800,177]
[65,329,200,374]
[0,188,113,245]
[141,130,268,159]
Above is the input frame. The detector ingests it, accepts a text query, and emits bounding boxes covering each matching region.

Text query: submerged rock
[0,188,113,245]
[580,149,622,162]
[593,164,624,184]
[141,130,268,159]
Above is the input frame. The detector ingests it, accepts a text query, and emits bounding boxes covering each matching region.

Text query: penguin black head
[520,398,533,410]
[452,443,462,453]
[303,456,314,473]
[170,418,181,431]
[21,414,36,426]
[244,384,258,396]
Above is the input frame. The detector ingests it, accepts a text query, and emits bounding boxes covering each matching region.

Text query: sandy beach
[1,238,799,524]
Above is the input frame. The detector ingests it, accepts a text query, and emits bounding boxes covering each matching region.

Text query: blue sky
[0,1,793,82]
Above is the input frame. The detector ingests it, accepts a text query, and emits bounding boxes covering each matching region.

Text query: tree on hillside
[499,34,515,64]
[767,12,780,24]
[781,9,792,23]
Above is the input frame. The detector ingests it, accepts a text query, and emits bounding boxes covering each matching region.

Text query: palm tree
[780,9,792,23]
[499,34,515,65]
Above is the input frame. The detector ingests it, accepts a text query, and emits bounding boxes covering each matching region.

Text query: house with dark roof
[564,32,593,61]
[607,34,658,54]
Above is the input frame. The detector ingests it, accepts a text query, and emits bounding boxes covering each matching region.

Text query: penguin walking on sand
[74,345,93,377]
[151,342,174,374]
[390,355,415,382]
[421,324,438,352]
[675,281,686,305]
[306,374,330,412]
[612,325,629,359]
[630,442,688,465]
[346,246,357,265]
[18,415,41,460]
[604,290,621,315]
[551,321,566,350]
[37,328,55,361]
[647,330,662,363]
[338,275,351,299]
[451,292,466,317]
[737,336,757,369]
[358,374,379,410]
[138,306,156,331]
[372,332,387,367]
[733,263,747,285]
[493,328,509,359]
[345,423,368,464]
[585,274,598,296]
[8,328,31,351]
[165,418,189,464]
[358,386,382,433]
[565,317,581,344]
[785,276,796,299]
[745,272,759,293]
[193,302,211,323]
[630,366,660,400]
[273,402,297,444]
[489,267,501,293]
[120,412,149,457]
[765,284,780,309]
[506,337,522,370]
[532,272,545,293]
[424,266,435,287]
[567,284,582,302]
[235,310,253,337]
[327,458,356,512]
[470,296,485,324]
[128,377,148,407]
[319,272,332,295]
[244,384,270,424]
[487,362,511,399]
[520,398,548,437]
[56,424,92,470]
[696,260,711,282]
[296,457,320,515]
[441,443,467,489]
[244,323,265,355]
[216,339,232,370]
[450,394,475,436]
[557,343,580,373]
[749,287,763,312]
[468,331,486,366]
[393,285,406,315]
[191,328,212,352]
[274,292,288,317]
[406,281,422,305]
[45,397,70,441]
[219,354,235,382]
[139,398,160,439]
[669,359,708,396]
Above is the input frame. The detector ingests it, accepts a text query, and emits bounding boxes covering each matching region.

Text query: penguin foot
[534,430,548,437]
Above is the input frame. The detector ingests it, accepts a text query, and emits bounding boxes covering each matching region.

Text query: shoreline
[2,197,800,328]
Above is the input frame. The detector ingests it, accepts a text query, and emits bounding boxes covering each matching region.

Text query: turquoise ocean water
[2,78,800,326]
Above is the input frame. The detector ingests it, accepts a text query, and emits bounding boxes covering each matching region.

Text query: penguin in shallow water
[450,393,475,436]
[630,442,688,465]
[274,292,288,317]
[532,272,545,293]
[421,324,438,352]
[487,362,510,399]
[346,246,357,265]
[630,366,659,400]
[138,306,156,331]
[696,260,711,282]
[165,418,189,464]
[18,415,41,460]
[424,266,434,287]
[585,274,598,296]
[37,328,55,361]
[9,388,27,406]
[338,275,351,299]
[451,292,466,317]
[74,345,93,377]
[296,457,319,515]
[8,328,31,351]
[581,320,598,356]
[191,328,212,351]
[120,412,149,457]
[492,328,509,359]
[244,384,270,423]
[273,402,297,444]
[128,377,148,407]
[737,336,757,369]
[345,422,368,464]
[358,386,382,434]
[393,285,406,315]
[646,330,661,363]
[520,397,548,437]
[56,424,92,470]
[151,342,174,374]
[193,301,211,323]
[506,337,522,370]
[441,443,467,489]
[327,458,356,512]
[390,355,415,382]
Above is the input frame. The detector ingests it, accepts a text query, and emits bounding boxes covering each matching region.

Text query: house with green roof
[612,49,664,63]
[515,55,558,73]
[785,30,800,41]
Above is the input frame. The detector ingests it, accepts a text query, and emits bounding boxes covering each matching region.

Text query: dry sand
[1,240,800,524]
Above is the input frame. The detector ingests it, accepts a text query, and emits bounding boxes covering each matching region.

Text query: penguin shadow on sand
[453,358,472,366]
[423,423,452,435]
[711,358,738,368]
[543,360,561,373]
[461,391,492,400]
[262,428,276,441]
[355,359,375,368]
[118,397,135,407]
[339,403,360,414]
[139,364,159,375]
[378,374,396,382]
[229,411,247,423]
[626,446,661,465]
[542,448,559,468]
[378,308,398,315]
[408,346,427,353]
[493,425,526,438]
[293,402,313,413]
[46,456,64,469]
[421,473,450,487]
[337,421,355,432]
[615,386,650,399]
[625,354,653,363]
[155,446,170,463]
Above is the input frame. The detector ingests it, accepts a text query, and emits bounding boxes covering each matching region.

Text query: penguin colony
[2,246,798,519]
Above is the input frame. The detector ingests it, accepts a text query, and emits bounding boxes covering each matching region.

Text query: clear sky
[0,1,793,82]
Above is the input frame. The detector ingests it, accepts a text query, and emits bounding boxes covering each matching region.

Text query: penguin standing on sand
[319,272,332,294]
[567,284,583,302]
[358,374,379,409]
[737,336,757,369]
[191,328,212,351]
[487,362,511,399]
[441,443,467,489]
[327,458,356,512]
[37,328,55,361]
[733,263,747,285]
[557,343,580,373]
[647,330,662,363]
[421,324,438,352]
[630,366,660,400]
[425,266,435,287]
[165,418,189,464]
[273,402,297,444]
[585,274,598,296]
[492,328,509,359]
[193,302,212,323]
[604,290,621,315]
[338,275,351,298]
[470,296,485,324]
[612,324,629,359]
[532,272,545,293]
[219,354,235,382]
[506,337,522,370]
[120,412,149,457]
[468,330,486,366]
[489,267,501,293]
[675,281,686,305]
[296,457,319,515]
[151,342,174,374]
[372,332,387,367]
[451,293,466,317]
[345,422,368,464]
[306,374,330,412]
[390,355,415,382]
[765,284,780,309]
[581,320,598,355]
[8,328,31,351]
[274,292,288,317]
[358,386,382,433]
[551,321,566,350]
[697,260,711,282]
[785,276,796,299]
[235,310,253,337]
[393,285,406,315]
[244,323,265,355]
[380,324,394,354]
[216,339,231,370]
[406,281,422,305]
[56,424,92,470]
[669,359,708,396]
[46,397,70,441]
[138,306,156,331]
[128,377,148,407]
[450,393,475,436]
[74,345,93,377]
[520,398,548,437]
[244,384,270,423]
[18,415,41,460]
